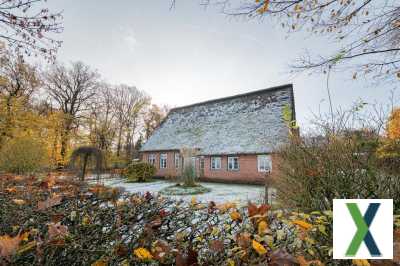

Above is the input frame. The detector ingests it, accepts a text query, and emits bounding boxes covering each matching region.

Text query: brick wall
[142,151,277,184]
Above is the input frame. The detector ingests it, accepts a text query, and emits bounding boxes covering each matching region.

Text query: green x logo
[346,203,381,257]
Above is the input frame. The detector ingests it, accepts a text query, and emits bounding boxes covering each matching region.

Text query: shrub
[275,133,400,212]
[124,161,156,182]
[0,135,48,174]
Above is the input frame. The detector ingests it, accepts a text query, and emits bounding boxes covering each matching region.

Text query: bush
[275,133,400,212]
[124,161,156,182]
[0,135,48,174]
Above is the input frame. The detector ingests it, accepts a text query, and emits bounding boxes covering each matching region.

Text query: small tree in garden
[180,148,198,187]
[124,162,156,182]
[69,146,104,181]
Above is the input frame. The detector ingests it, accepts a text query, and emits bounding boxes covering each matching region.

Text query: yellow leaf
[252,240,267,255]
[230,210,241,221]
[258,221,268,235]
[91,259,107,266]
[292,220,312,230]
[227,258,235,266]
[352,259,370,266]
[12,199,25,205]
[134,247,153,261]
[191,196,197,205]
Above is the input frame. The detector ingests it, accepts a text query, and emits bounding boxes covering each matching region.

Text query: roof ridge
[169,83,293,112]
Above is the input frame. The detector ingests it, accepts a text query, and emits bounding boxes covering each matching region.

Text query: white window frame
[174,153,180,169]
[210,157,221,170]
[227,156,239,171]
[148,154,156,165]
[257,155,272,172]
[160,153,167,169]
[200,156,205,170]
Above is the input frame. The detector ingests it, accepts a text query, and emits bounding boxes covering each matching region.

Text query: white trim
[257,155,272,172]
[227,156,239,171]
[148,154,156,165]
[160,153,167,169]
[210,156,221,170]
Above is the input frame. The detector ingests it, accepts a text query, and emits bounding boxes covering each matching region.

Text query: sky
[43,0,398,127]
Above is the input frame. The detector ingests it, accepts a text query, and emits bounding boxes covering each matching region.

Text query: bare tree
[111,85,150,159]
[45,61,100,165]
[202,0,400,82]
[87,83,117,151]
[0,0,63,60]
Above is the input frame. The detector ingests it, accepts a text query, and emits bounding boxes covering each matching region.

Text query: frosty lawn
[95,178,268,204]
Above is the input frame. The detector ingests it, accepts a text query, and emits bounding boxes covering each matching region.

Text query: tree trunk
[81,154,89,181]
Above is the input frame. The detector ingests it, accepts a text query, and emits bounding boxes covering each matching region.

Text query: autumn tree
[0,0,63,60]
[0,49,40,142]
[205,0,400,82]
[387,108,400,140]
[45,61,100,166]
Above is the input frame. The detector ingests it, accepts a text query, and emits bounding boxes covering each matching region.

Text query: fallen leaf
[292,220,312,230]
[210,240,224,252]
[230,210,242,222]
[48,222,68,240]
[134,247,153,261]
[258,221,268,236]
[12,199,25,205]
[248,202,270,217]
[38,194,62,210]
[0,234,24,258]
[252,240,267,255]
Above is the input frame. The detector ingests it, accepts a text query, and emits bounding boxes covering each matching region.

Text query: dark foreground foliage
[0,174,398,266]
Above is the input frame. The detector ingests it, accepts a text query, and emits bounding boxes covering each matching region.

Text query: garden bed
[159,184,211,195]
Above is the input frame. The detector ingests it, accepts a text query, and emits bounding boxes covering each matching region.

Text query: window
[174,153,180,169]
[148,154,156,165]
[200,157,205,170]
[228,156,239,171]
[160,153,167,169]
[258,155,272,172]
[210,157,221,170]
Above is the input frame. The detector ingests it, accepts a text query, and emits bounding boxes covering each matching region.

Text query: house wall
[142,151,277,184]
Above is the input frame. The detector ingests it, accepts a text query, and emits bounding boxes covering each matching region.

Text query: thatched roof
[141,84,295,155]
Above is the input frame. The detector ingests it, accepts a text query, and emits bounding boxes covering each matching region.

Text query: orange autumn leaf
[252,240,267,255]
[258,221,268,235]
[0,234,25,258]
[292,220,312,230]
[297,256,324,266]
[248,202,270,217]
[134,247,153,261]
[230,210,242,221]
[5,187,17,193]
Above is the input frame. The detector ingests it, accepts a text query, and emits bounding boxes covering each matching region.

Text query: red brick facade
[142,151,276,184]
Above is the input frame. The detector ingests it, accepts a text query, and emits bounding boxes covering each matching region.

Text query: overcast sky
[44,0,398,127]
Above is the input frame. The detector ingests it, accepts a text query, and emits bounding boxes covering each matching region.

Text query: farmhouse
[140,84,296,184]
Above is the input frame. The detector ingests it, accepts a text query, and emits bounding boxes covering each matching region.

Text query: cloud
[119,26,138,52]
